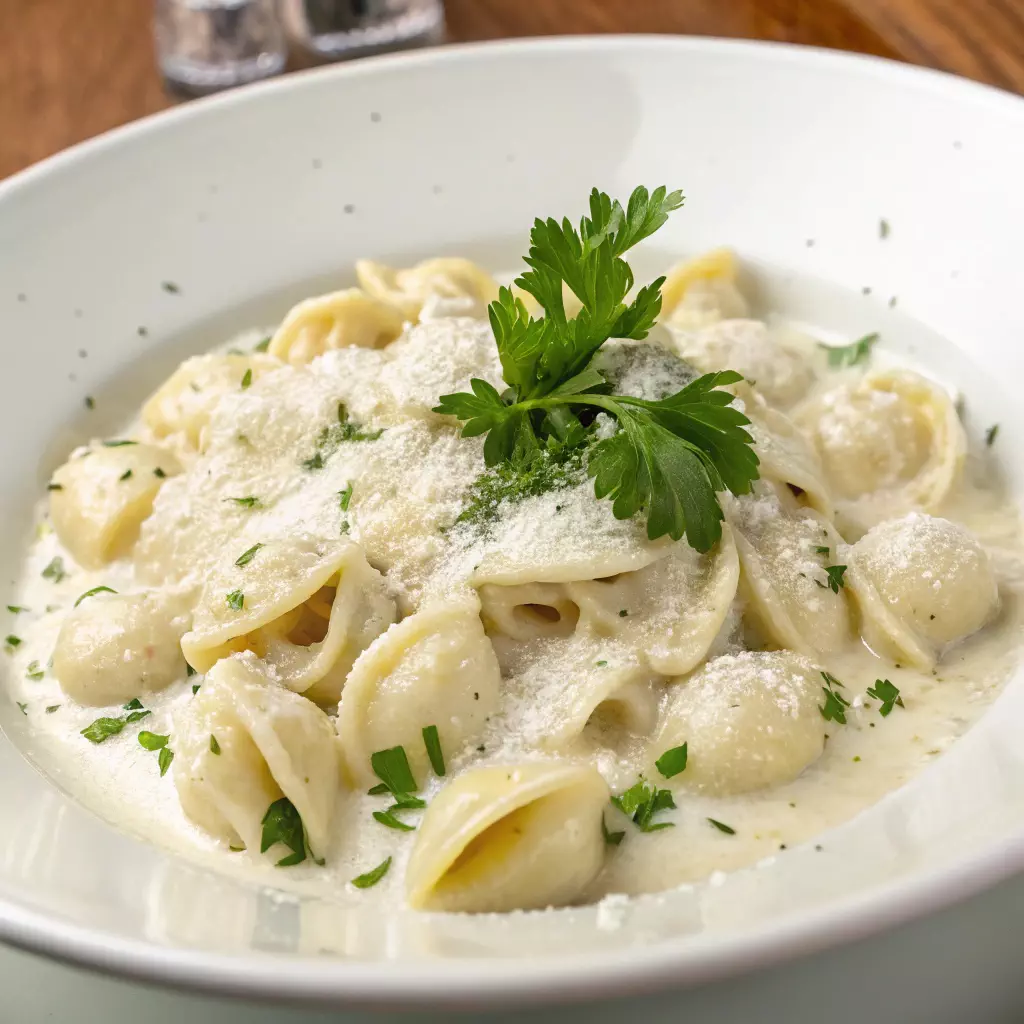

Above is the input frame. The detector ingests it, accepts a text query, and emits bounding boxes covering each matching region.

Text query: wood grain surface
[1,0,1022,180]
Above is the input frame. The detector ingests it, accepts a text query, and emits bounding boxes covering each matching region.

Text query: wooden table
[2,0,1023,181]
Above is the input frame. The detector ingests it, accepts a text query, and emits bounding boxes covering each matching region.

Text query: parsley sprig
[433,186,759,550]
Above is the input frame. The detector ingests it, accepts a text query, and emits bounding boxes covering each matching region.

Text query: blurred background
[1,0,1023,180]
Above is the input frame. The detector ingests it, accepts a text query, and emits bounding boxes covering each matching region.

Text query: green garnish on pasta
[434,186,759,550]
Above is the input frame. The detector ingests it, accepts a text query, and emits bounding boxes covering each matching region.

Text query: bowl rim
[4,32,1024,1008]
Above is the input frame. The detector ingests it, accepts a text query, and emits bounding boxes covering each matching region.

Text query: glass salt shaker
[281,0,445,63]
[154,0,288,97]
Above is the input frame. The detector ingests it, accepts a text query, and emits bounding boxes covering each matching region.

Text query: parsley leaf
[655,742,688,779]
[4,635,20,649]
[226,589,244,611]
[241,368,253,389]
[74,585,117,607]
[611,777,676,832]
[370,746,418,796]
[338,483,353,512]
[210,734,221,754]
[41,557,66,583]
[708,817,736,835]
[123,698,144,710]
[823,564,847,593]
[433,187,759,550]
[372,810,416,832]
[260,797,313,867]
[823,332,878,369]
[158,746,174,776]
[225,496,261,508]
[351,856,391,889]
[234,543,263,567]
[81,716,128,744]
[986,424,999,447]
[102,439,138,448]
[253,335,272,353]
[422,725,445,777]
[866,678,905,717]
[819,671,850,724]
[138,731,169,751]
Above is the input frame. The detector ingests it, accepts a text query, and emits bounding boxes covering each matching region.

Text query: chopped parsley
[25,661,44,681]
[119,469,133,481]
[161,281,180,294]
[153,467,167,478]
[84,396,95,410]
[101,439,138,447]
[814,545,830,556]
[302,403,381,470]
[46,482,63,491]
[192,683,201,695]
[370,745,419,796]
[6,606,27,614]
[422,724,445,777]
[338,483,353,512]
[611,777,676,832]
[241,368,253,389]
[41,557,66,583]
[432,186,760,550]
[224,496,262,508]
[81,716,128,743]
[158,747,174,776]
[707,817,736,835]
[138,731,169,751]
[253,335,272,352]
[260,797,319,867]
[4,635,20,649]
[866,678,905,717]
[822,332,878,369]
[16,702,26,715]
[74,585,117,607]
[654,742,688,779]
[210,734,221,755]
[986,424,999,447]
[372,810,416,832]
[819,671,850,725]
[351,856,391,889]
[879,218,890,239]
[823,564,847,593]
[234,543,263,567]
[601,815,625,846]
[123,698,144,710]
[226,589,245,611]
[45,704,59,714]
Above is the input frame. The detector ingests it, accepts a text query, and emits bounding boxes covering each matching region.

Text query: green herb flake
[84,396,95,410]
[124,709,151,724]
[45,704,60,714]
[655,742,688,779]
[26,661,44,681]
[241,368,253,390]
[814,545,830,556]
[234,543,263,568]
[986,424,999,447]
[225,496,262,508]
[301,404,381,471]
[601,815,626,847]
[6,606,27,614]
[338,483,353,512]
[42,557,66,583]
[421,724,446,777]
[154,467,167,478]
[138,731,169,751]
[226,589,245,611]
[819,671,850,725]
[370,745,418,796]
[260,797,310,867]
[158,746,174,776]
[372,810,416,832]
[16,702,27,715]
[823,564,847,593]
[4,635,21,649]
[162,281,180,294]
[823,332,879,369]
[81,716,126,744]
[74,585,117,607]
[708,817,736,835]
[253,335,272,353]
[351,856,391,889]
[123,698,144,710]
[611,778,676,833]
[119,469,133,481]
[866,678,905,717]
[102,439,138,448]
[191,684,201,695]
[210,734,221,755]
[46,482,63,491]
[879,218,890,239]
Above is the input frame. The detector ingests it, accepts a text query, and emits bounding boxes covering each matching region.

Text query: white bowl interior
[2,36,1024,1005]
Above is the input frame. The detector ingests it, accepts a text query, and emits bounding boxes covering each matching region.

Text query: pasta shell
[659,247,749,329]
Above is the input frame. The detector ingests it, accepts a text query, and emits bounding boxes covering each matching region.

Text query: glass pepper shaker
[154,0,288,98]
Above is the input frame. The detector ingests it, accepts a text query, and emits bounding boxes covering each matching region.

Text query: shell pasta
[7,238,1022,916]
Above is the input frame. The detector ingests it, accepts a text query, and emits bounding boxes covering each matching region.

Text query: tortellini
[52,590,190,706]
[652,651,826,795]
[659,248,749,329]
[794,369,966,536]
[268,289,405,365]
[49,442,181,569]
[846,513,999,669]
[355,257,499,322]
[336,593,500,787]
[143,353,279,454]
[405,762,609,912]
[172,654,340,858]
[671,319,820,409]
[727,493,852,657]
[180,536,395,703]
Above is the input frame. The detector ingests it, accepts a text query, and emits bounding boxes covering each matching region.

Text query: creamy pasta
[6,240,1023,915]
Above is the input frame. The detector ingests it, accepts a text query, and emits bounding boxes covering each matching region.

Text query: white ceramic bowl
[3,36,1024,1015]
